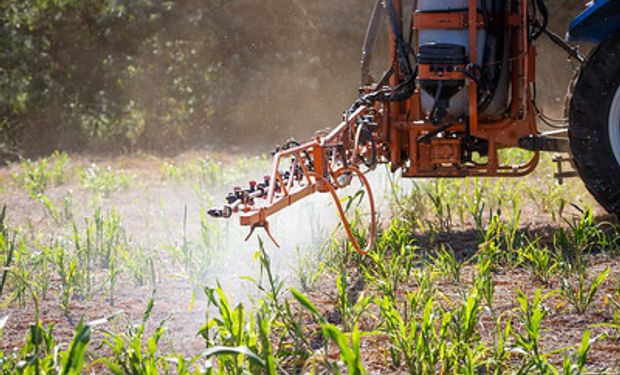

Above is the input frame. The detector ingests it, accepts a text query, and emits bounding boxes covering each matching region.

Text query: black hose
[531,0,549,40]
[385,0,413,76]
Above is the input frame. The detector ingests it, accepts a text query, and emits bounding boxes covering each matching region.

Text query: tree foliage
[0,0,583,158]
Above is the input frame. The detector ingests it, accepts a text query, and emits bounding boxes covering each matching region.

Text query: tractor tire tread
[568,32,620,216]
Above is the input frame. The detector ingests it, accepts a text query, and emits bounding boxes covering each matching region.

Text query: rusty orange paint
[413,11,484,30]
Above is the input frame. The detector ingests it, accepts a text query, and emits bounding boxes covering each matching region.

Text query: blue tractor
[568,0,620,215]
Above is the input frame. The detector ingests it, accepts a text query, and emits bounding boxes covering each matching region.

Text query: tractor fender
[568,0,620,44]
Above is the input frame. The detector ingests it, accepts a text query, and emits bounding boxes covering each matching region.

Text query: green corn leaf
[201,345,266,368]
[576,330,591,369]
[291,288,325,323]
[61,320,92,375]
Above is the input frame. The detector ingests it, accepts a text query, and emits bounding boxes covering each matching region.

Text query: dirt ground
[1,150,620,373]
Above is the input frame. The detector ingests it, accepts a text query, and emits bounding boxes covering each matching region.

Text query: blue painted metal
[568,0,620,44]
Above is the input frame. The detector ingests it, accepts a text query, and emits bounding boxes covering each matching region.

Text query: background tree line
[0,0,583,160]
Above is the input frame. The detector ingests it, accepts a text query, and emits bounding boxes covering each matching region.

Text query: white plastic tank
[417,0,488,118]
[417,0,487,65]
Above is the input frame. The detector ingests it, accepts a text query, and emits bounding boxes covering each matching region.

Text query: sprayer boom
[208,104,379,253]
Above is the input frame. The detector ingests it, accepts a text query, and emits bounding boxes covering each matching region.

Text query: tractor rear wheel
[569,33,620,216]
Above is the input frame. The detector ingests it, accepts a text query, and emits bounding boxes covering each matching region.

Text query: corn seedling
[198,286,277,374]
[562,330,593,375]
[0,207,15,296]
[378,294,450,373]
[122,246,156,288]
[560,267,610,314]
[601,285,620,341]
[479,207,524,268]
[321,324,365,375]
[72,222,93,297]
[291,288,363,373]
[100,298,169,374]
[422,179,457,233]
[465,177,489,236]
[199,208,220,263]
[80,163,131,197]
[89,208,127,269]
[2,236,30,307]
[246,241,318,366]
[520,242,559,285]
[391,178,427,226]
[452,288,484,345]
[362,220,418,297]
[31,192,63,224]
[53,241,80,313]
[473,258,495,309]
[336,271,373,332]
[431,245,462,283]
[488,315,511,374]
[108,252,120,307]
[252,239,285,311]
[10,151,68,196]
[448,287,488,373]
[160,162,183,182]
[512,289,554,374]
[198,286,255,347]
[294,245,325,292]
[29,241,53,302]
[2,313,106,375]
[554,208,608,274]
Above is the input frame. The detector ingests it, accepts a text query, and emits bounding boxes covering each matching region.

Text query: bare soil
[1,151,619,373]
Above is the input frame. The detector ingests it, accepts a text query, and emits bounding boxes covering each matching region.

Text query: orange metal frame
[231,0,539,251]
[239,105,378,254]
[392,0,539,178]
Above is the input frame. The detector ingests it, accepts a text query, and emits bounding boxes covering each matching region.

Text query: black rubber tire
[568,33,620,217]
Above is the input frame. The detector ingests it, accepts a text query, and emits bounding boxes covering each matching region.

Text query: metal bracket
[518,130,571,153]
[553,155,578,185]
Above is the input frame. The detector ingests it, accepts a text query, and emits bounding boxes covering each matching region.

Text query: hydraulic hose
[531,0,549,40]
